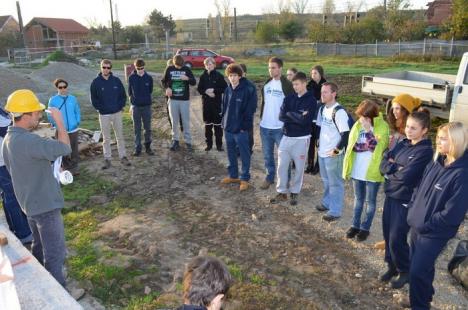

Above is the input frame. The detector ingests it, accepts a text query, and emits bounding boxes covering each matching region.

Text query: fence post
[449,36,454,57]
[354,42,357,56]
[335,42,338,56]
[315,42,318,56]
[375,40,378,56]
[423,38,426,56]
[398,39,401,56]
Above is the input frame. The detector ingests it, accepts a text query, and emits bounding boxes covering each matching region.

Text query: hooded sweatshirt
[407,150,468,239]
[221,77,257,133]
[161,65,196,101]
[380,138,433,202]
[90,72,127,115]
[279,90,317,137]
[47,94,81,132]
[128,70,153,106]
[306,77,327,101]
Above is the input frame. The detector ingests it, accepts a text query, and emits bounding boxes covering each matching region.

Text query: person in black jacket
[378,108,433,289]
[305,65,326,175]
[90,59,130,169]
[128,58,154,156]
[220,64,257,192]
[162,55,196,151]
[269,72,316,206]
[197,57,227,151]
[406,122,468,310]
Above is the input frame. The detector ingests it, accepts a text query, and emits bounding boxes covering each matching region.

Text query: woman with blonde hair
[407,122,468,310]
[343,99,389,241]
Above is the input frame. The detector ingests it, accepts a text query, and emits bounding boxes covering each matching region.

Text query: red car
[175,48,235,69]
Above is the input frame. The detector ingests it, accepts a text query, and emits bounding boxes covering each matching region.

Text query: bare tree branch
[291,0,309,14]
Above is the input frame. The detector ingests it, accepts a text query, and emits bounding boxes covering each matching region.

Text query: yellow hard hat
[5,89,45,113]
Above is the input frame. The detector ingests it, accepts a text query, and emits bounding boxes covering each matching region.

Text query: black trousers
[203,101,223,148]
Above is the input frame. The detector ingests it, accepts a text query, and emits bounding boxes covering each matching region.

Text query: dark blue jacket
[380,138,433,202]
[177,305,206,310]
[128,71,153,106]
[90,73,126,115]
[221,77,257,133]
[279,91,317,137]
[407,150,468,239]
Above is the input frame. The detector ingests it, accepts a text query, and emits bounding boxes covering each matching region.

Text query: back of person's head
[355,99,380,124]
[288,67,298,74]
[311,65,325,79]
[183,256,232,307]
[268,57,283,68]
[225,64,243,77]
[409,107,431,131]
[239,63,247,74]
[292,71,307,82]
[436,122,468,162]
[173,55,184,67]
[166,58,174,67]
[134,58,145,67]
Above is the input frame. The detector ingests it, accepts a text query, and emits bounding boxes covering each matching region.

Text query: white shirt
[260,79,285,129]
[351,128,373,181]
[316,102,349,158]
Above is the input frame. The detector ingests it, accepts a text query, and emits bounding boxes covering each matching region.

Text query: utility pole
[109,0,117,59]
[234,8,238,42]
[16,1,26,48]
[384,0,387,14]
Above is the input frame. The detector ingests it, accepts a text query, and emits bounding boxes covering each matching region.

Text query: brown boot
[221,177,240,184]
[239,181,249,191]
[374,240,385,250]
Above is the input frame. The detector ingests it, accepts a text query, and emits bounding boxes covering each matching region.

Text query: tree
[146,9,176,41]
[0,32,22,57]
[445,0,468,39]
[308,20,341,42]
[255,21,279,43]
[214,0,232,40]
[121,25,146,44]
[279,19,304,41]
[384,0,412,41]
[276,0,292,14]
[291,0,308,14]
[322,0,335,16]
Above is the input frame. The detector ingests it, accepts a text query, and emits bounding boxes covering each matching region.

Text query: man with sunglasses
[47,78,81,174]
[128,58,154,156]
[91,59,131,169]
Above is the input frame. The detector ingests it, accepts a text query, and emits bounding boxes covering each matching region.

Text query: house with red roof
[0,15,20,34]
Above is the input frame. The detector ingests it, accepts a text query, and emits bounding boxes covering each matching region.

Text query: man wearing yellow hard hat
[2,89,71,287]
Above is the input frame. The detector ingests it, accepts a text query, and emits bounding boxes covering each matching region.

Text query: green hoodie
[342,113,390,182]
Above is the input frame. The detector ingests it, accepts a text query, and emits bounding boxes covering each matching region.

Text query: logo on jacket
[434,184,443,191]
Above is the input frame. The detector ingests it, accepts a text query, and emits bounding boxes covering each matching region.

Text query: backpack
[319,104,355,132]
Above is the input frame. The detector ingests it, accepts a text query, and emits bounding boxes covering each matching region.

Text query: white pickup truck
[361,52,468,126]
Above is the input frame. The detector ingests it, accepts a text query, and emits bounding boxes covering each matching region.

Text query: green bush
[255,22,279,44]
[43,50,78,65]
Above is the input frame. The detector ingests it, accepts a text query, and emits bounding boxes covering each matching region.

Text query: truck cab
[449,52,468,126]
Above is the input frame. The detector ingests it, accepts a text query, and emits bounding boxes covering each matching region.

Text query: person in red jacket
[406,122,468,310]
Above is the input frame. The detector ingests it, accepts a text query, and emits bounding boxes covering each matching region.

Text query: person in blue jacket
[379,108,433,289]
[407,122,468,310]
[48,78,81,173]
[90,59,130,169]
[220,64,257,192]
[128,58,154,156]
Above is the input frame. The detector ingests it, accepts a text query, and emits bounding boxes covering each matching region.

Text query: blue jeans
[318,154,345,217]
[28,208,67,287]
[132,105,152,152]
[225,130,251,181]
[351,179,381,231]
[260,126,283,182]
[0,166,32,243]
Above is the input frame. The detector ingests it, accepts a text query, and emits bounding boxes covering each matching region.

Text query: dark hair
[355,99,380,125]
[173,54,184,67]
[183,256,232,307]
[311,65,325,79]
[239,63,247,74]
[288,67,298,74]
[268,57,283,68]
[408,107,431,130]
[292,71,307,82]
[53,78,68,88]
[322,81,338,94]
[225,64,243,77]
[134,58,145,67]
[387,103,410,135]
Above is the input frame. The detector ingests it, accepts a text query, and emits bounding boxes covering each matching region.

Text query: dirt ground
[1,63,467,309]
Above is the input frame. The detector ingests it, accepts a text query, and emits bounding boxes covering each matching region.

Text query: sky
[0,0,431,27]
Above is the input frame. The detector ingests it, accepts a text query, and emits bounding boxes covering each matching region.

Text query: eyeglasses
[102,66,111,70]
[136,67,144,70]
[58,85,67,89]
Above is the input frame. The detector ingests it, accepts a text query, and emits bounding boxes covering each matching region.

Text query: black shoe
[391,272,409,289]
[101,159,111,170]
[132,150,141,156]
[379,266,398,283]
[316,204,328,212]
[170,140,180,151]
[322,214,340,222]
[270,193,288,204]
[205,145,212,151]
[186,143,193,152]
[290,193,298,206]
[346,227,360,239]
[145,148,155,156]
[305,166,313,174]
[217,145,224,152]
[356,230,370,241]
[120,156,131,166]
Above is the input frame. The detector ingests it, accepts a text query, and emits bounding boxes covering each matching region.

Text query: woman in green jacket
[343,99,390,241]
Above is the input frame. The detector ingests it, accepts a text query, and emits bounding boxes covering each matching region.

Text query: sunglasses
[102,66,112,70]
[58,85,67,89]
[136,67,144,70]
